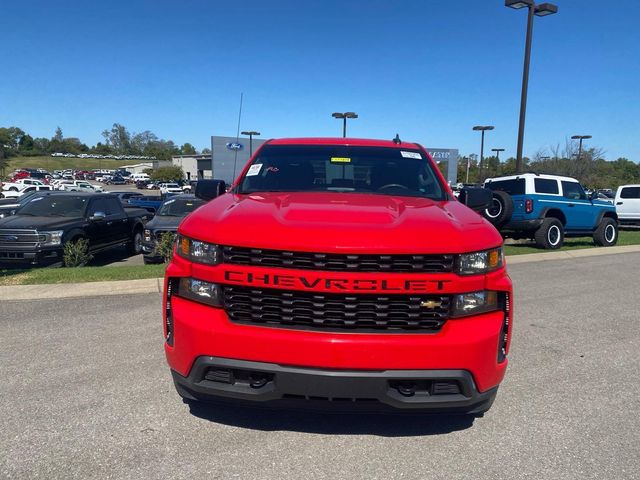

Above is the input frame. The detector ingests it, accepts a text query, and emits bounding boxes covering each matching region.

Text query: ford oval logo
[2,235,19,242]
[226,142,243,151]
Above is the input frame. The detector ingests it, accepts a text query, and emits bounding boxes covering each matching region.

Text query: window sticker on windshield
[330,157,351,163]
[401,151,422,159]
[246,164,263,176]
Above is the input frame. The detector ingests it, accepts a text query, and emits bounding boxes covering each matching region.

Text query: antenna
[232,92,244,180]
[393,134,401,144]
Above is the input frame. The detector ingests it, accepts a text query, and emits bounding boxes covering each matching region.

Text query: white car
[2,178,46,192]
[1,184,54,199]
[159,183,183,195]
[75,183,103,193]
[615,185,640,226]
[55,180,76,190]
[61,181,103,193]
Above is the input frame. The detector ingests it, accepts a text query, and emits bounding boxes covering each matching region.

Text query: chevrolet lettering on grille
[223,270,451,292]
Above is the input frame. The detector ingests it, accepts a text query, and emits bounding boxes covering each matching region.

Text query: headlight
[176,234,221,265]
[144,229,152,242]
[177,277,222,307]
[456,247,503,275]
[40,230,64,246]
[450,291,499,318]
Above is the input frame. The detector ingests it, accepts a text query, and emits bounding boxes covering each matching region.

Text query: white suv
[615,185,640,226]
[159,183,183,195]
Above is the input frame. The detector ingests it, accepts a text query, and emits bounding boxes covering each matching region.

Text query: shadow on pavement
[89,246,143,267]
[186,400,476,436]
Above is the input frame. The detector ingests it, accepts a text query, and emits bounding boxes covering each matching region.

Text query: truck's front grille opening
[389,380,461,397]
[222,246,454,273]
[222,286,450,332]
[203,367,274,389]
[0,229,45,248]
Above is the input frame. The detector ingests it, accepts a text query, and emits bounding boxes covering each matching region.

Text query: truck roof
[266,137,422,149]
[485,173,580,183]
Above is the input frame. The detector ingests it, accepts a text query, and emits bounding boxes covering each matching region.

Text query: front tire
[534,218,564,249]
[127,229,143,256]
[593,217,618,247]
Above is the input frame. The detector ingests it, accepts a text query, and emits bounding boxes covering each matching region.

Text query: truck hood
[145,215,183,231]
[179,192,502,254]
[0,215,80,230]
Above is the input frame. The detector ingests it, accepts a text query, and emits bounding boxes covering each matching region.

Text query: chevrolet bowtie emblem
[420,300,442,309]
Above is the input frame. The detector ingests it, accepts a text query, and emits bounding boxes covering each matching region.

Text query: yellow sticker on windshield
[330,157,352,163]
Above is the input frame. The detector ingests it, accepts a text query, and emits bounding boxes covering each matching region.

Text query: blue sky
[1,0,639,161]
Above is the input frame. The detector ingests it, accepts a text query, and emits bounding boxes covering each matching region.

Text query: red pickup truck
[163,137,513,415]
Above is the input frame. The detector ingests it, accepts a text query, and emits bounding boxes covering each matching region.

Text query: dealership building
[172,136,458,184]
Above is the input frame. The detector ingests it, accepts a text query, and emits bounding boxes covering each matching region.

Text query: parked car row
[0,187,207,268]
[51,153,156,160]
[0,192,152,267]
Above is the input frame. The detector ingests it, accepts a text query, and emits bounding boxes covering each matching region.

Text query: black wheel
[534,218,564,249]
[127,229,143,256]
[482,191,513,228]
[593,217,618,247]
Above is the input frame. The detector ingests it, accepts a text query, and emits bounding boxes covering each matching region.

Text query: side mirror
[590,191,599,201]
[459,187,492,211]
[90,211,107,221]
[195,179,227,201]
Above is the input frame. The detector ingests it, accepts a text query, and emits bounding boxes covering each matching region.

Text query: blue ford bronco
[481,173,618,249]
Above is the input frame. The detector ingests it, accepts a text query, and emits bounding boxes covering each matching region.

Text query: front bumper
[0,246,63,266]
[172,356,498,413]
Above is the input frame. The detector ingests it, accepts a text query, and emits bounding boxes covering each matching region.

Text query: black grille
[222,246,454,273]
[0,229,46,247]
[223,286,450,332]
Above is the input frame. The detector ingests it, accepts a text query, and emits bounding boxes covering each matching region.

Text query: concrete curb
[2,245,640,301]
[1,277,163,301]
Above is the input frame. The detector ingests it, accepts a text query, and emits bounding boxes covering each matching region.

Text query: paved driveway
[1,253,638,479]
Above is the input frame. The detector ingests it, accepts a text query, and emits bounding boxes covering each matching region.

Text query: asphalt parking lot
[1,253,639,479]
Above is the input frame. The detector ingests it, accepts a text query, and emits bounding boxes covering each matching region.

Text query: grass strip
[0,264,166,286]
[503,229,640,255]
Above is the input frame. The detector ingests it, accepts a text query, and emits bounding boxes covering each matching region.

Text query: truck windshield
[18,195,89,217]
[237,145,446,200]
[157,198,204,216]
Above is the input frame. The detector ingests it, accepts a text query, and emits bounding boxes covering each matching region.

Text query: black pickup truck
[0,192,151,267]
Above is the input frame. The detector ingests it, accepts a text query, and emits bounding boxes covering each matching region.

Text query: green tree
[54,126,64,142]
[102,123,131,153]
[180,143,197,155]
[149,166,184,182]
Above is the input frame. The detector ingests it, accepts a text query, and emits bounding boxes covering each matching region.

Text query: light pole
[505,0,558,174]
[571,135,592,162]
[241,130,260,157]
[332,112,358,138]
[473,126,494,182]
[491,148,505,177]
